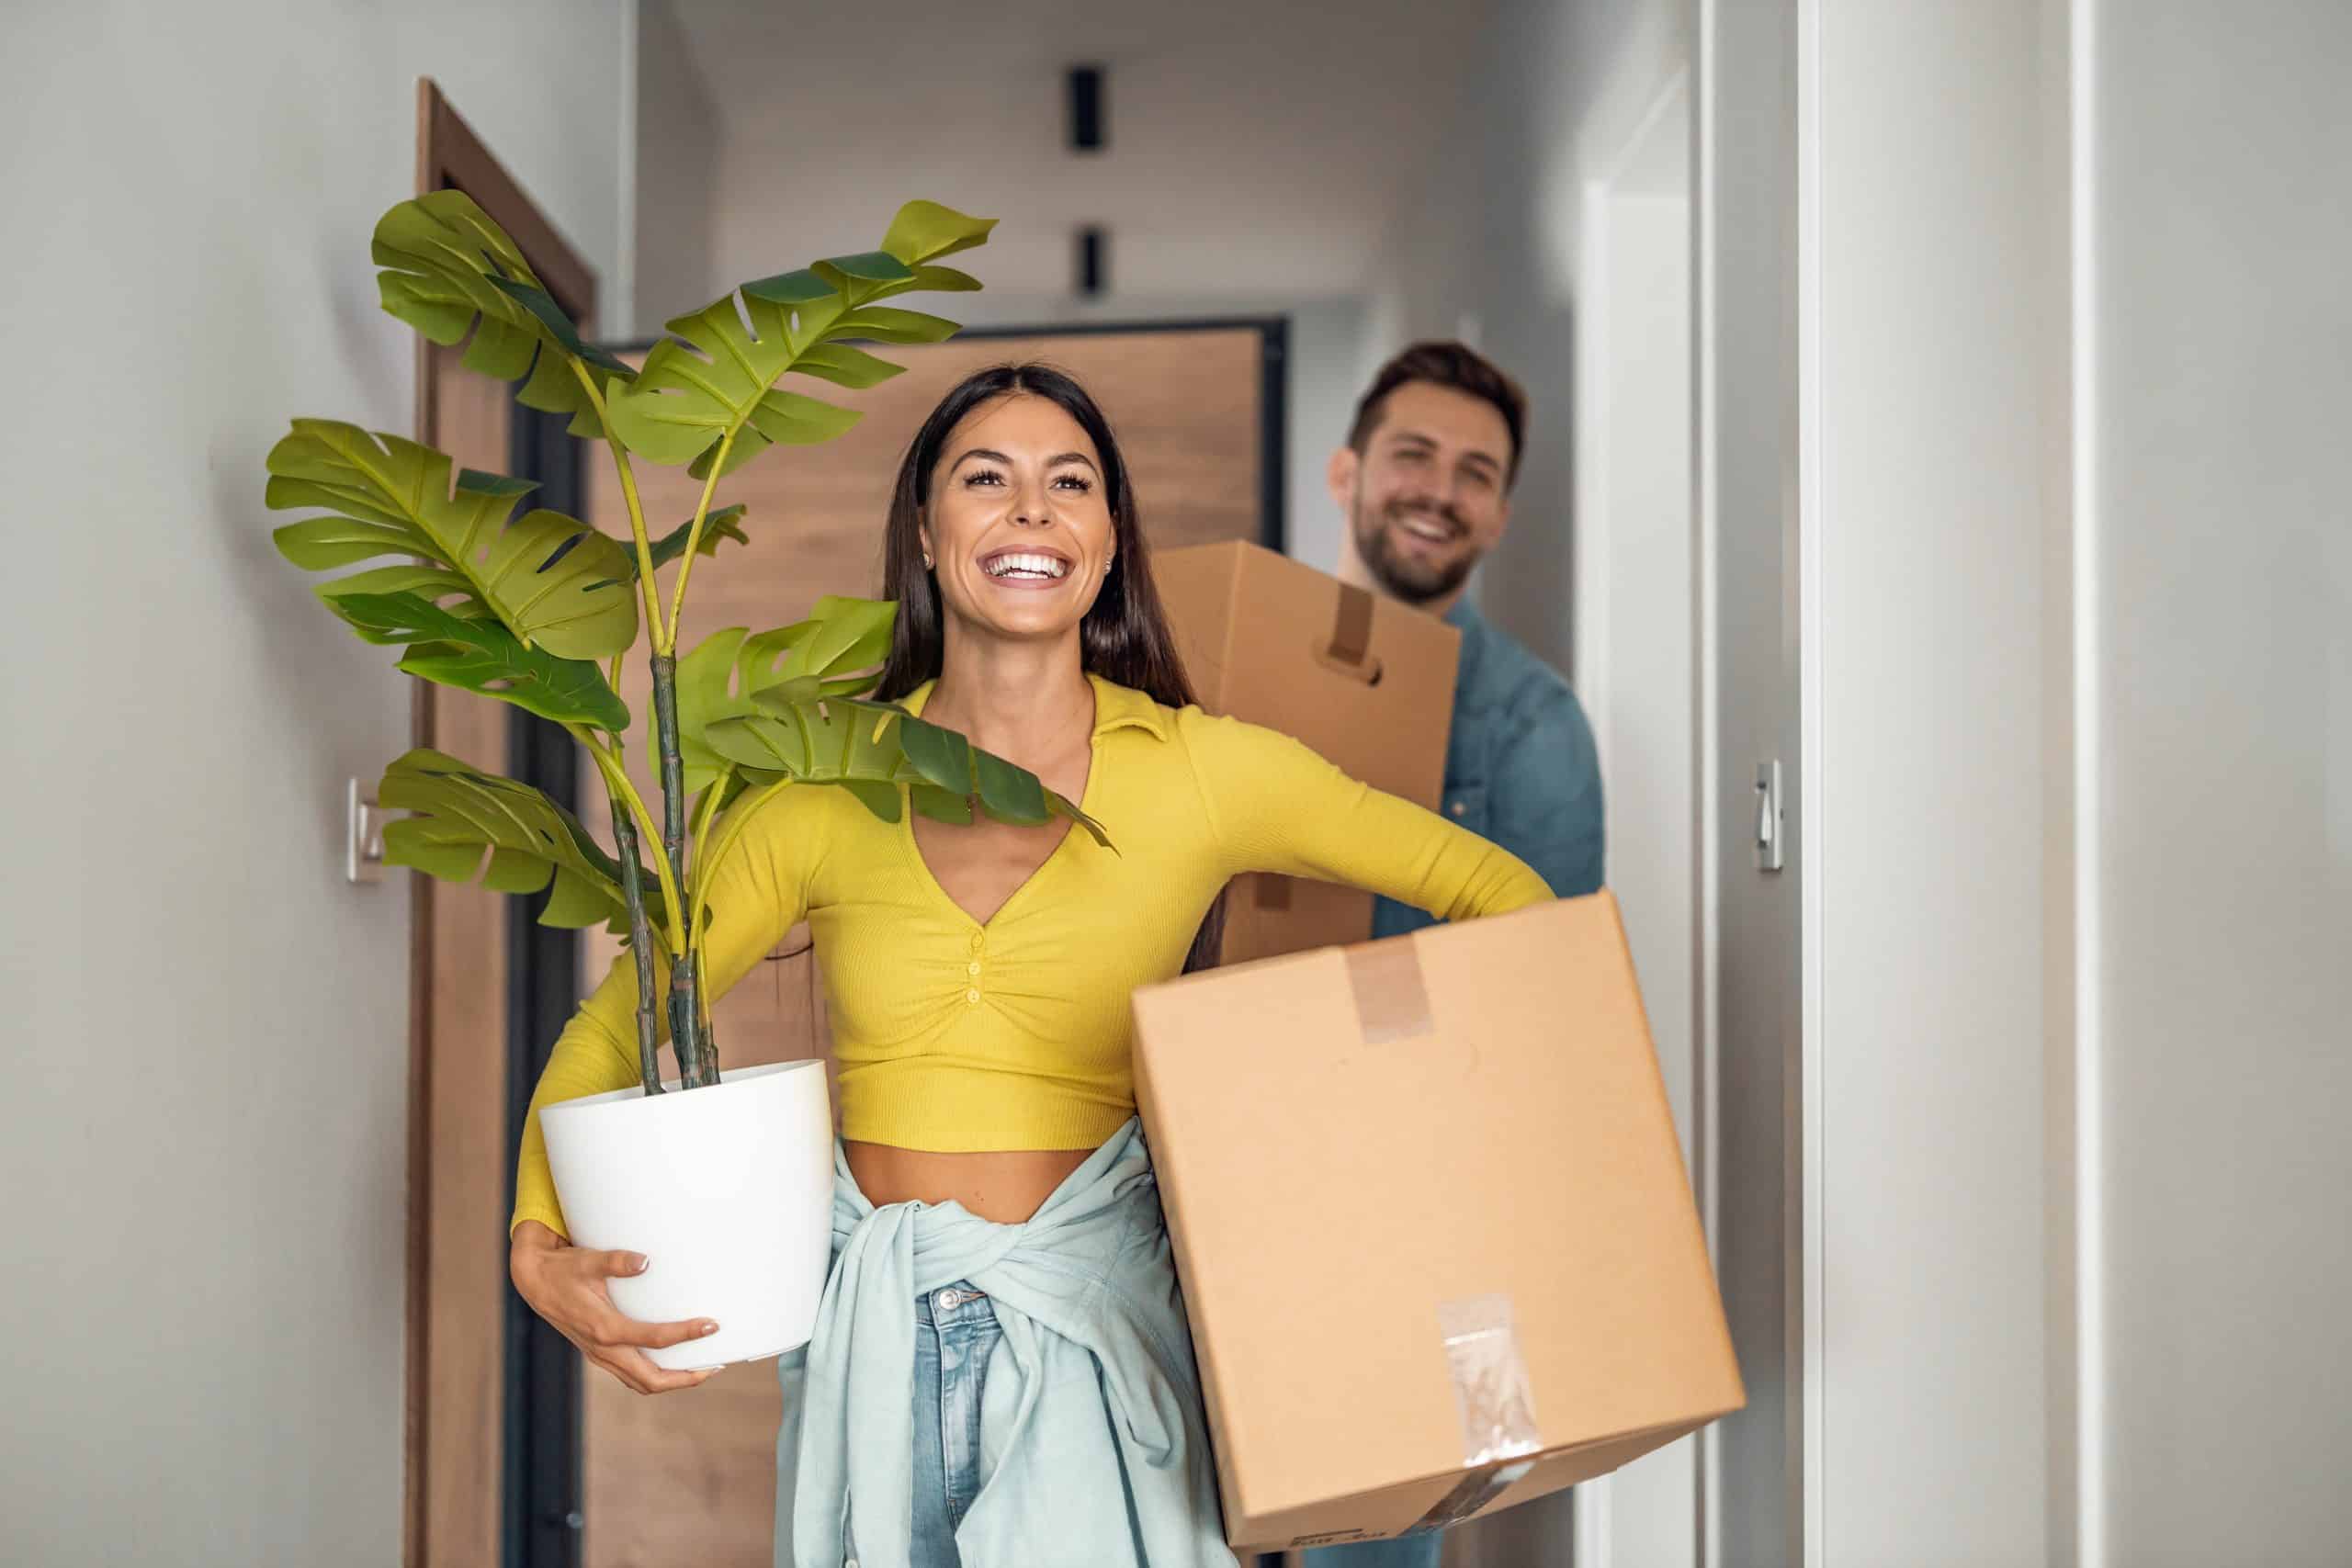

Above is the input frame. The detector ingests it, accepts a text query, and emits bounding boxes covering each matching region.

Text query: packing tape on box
[1345,941,1433,1044]
[1404,1293,1544,1534]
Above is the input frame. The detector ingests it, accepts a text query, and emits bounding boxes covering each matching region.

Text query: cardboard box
[1130,892,1745,1553]
[1155,540,1460,964]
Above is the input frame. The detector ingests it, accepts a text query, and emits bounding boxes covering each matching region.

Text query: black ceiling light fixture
[1075,226,1107,299]
[1068,65,1107,298]
[1067,64,1106,152]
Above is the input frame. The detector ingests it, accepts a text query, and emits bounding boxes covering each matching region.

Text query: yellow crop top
[511,674,1554,1236]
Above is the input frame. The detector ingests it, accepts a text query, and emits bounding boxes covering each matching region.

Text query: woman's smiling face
[921,392,1116,647]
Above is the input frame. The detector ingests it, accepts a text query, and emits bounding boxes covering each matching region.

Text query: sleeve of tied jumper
[1180,709,1555,923]
[509,786,818,1239]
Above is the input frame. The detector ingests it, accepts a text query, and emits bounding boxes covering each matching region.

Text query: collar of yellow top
[898,671,1172,742]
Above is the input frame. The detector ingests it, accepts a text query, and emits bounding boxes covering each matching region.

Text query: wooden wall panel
[576,324,1270,1568]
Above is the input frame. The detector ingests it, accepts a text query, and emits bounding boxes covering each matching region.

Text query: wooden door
[575,322,1278,1568]
[407,80,602,1568]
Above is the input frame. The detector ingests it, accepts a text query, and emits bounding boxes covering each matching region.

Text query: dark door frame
[503,411,587,1568]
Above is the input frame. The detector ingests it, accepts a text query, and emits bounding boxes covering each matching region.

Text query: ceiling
[662,0,1497,307]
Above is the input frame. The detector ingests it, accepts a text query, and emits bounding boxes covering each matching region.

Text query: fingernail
[699,1321,718,1335]
[633,1256,650,1273]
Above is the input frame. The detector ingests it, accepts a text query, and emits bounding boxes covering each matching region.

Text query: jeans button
[936,1288,960,1311]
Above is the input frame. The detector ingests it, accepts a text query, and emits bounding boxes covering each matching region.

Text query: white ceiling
[662,0,1496,307]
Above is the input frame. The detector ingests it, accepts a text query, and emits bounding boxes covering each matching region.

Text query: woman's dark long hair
[872,362,1226,970]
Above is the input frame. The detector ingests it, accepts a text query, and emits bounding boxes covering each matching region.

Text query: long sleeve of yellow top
[512,678,1555,1237]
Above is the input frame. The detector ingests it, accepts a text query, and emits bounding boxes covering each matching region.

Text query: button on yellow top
[969,932,985,953]
[966,987,981,1004]
[967,960,982,976]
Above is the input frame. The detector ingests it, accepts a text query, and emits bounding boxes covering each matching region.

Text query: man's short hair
[1345,341,1530,490]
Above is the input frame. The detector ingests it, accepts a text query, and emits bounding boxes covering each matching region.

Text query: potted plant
[269,191,1105,1368]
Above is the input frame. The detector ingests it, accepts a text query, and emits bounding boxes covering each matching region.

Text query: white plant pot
[538,1059,834,1371]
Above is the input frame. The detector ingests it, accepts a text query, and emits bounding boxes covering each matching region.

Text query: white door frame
[1570,65,1705,1568]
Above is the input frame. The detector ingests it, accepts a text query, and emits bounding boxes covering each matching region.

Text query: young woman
[509,365,1554,1567]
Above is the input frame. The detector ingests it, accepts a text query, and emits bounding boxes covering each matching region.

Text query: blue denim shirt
[1372,599,1605,939]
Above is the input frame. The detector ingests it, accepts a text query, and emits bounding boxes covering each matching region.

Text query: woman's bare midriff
[844,1141,1095,1224]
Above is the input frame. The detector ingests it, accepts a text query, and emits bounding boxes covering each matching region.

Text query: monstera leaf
[703,696,1109,847]
[372,189,634,437]
[378,750,666,932]
[673,596,899,795]
[641,504,749,577]
[268,420,639,660]
[333,592,629,731]
[607,200,995,479]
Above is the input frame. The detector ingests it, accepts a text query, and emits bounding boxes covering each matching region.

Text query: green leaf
[673,626,758,797]
[371,190,629,437]
[378,750,658,932]
[793,342,905,390]
[899,265,983,295]
[740,269,834,306]
[585,504,750,589]
[704,697,1110,847]
[485,275,634,375]
[740,595,898,692]
[815,250,917,285]
[879,201,1000,266]
[831,306,962,344]
[608,200,994,477]
[331,591,629,730]
[670,596,899,795]
[267,419,639,660]
[608,291,864,478]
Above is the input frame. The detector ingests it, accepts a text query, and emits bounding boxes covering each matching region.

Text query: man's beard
[1353,498,1478,606]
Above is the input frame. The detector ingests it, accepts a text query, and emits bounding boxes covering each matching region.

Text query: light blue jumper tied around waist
[775,1118,1241,1568]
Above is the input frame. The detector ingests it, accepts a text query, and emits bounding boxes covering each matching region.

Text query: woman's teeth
[983,552,1070,581]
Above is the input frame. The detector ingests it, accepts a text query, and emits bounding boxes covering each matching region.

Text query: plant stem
[650,654,712,1087]
[665,429,738,643]
[607,800,664,1096]
[574,734,686,954]
[569,362,668,653]
[689,777,729,876]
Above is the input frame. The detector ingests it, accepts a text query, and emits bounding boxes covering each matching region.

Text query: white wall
[632,0,718,333]
[0,5,628,1564]
[1361,0,1692,678]
[1283,295,1372,570]
[1576,87,1698,1568]
[2088,3,2352,1562]
[1804,2,2059,1561]
[1802,3,2352,1565]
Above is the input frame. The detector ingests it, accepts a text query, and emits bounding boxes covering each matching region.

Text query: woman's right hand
[509,1220,721,1394]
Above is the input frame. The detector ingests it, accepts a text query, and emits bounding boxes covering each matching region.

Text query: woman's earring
[922,551,934,570]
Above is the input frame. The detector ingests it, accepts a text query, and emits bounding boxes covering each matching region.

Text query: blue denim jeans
[1300,1537,1442,1568]
[903,1280,1002,1568]
[900,1277,1438,1568]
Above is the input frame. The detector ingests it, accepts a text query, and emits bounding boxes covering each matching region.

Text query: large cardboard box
[1155,539,1460,964]
[1131,892,1745,1554]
